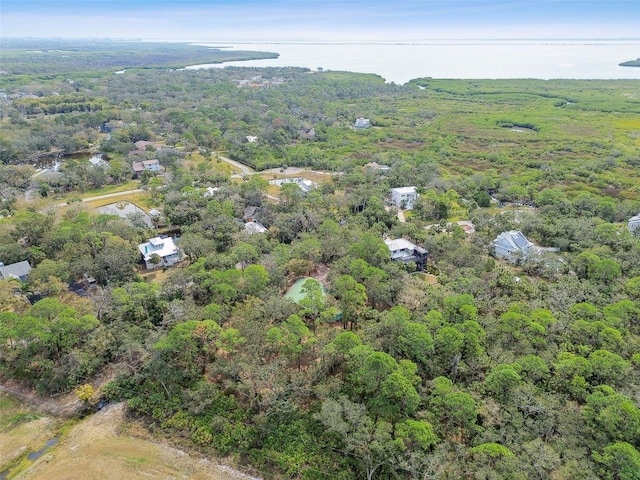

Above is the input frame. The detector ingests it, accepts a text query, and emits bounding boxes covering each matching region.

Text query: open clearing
[1,394,260,480]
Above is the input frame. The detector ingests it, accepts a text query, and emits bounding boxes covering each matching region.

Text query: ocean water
[187,40,640,84]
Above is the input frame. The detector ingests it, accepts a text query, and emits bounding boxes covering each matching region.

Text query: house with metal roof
[384,237,428,271]
[0,261,32,282]
[244,221,268,235]
[493,230,535,263]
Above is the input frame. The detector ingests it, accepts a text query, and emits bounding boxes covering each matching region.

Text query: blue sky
[2,1,639,41]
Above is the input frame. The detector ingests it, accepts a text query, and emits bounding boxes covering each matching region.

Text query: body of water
[187,40,640,84]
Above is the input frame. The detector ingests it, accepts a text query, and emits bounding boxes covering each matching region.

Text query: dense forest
[1,40,639,479]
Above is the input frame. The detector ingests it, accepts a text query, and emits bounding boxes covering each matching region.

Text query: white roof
[384,237,418,252]
[138,237,179,260]
[245,221,267,234]
[391,186,416,194]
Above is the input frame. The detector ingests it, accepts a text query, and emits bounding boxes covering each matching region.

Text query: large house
[132,159,163,177]
[354,117,371,129]
[384,237,428,271]
[0,261,32,281]
[390,186,418,210]
[138,236,183,269]
[629,213,640,234]
[493,230,535,263]
[269,177,318,196]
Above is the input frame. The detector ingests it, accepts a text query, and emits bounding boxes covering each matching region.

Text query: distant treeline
[0,38,278,75]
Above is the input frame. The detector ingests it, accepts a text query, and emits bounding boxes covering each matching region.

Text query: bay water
[187,40,640,84]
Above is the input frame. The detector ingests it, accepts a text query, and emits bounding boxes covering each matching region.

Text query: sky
[2,0,639,42]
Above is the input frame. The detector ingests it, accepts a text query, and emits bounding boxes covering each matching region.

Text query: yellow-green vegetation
[9,403,250,480]
[1,41,640,480]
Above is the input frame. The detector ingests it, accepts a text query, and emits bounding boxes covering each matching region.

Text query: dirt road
[57,189,145,207]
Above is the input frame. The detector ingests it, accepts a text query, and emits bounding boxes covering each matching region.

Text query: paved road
[215,154,254,175]
[57,189,145,207]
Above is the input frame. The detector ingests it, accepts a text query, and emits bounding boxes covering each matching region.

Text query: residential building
[354,117,371,129]
[300,127,316,139]
[384,238,428,271]
[269,177,318,196]
[363,162,390,173]
[203,186,221,197]
[243,206,262,222]
[134,140,152,150]
[493,230,535,263]
[629,213,640,234]
[0,261,32,281]
[244,221,268,235]
[132,159,162,177]
[138,236,183,269]
[390,186,418,210]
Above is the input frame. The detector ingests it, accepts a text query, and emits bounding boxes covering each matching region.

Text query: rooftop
[0,260,32,280]
[391,186,417,194]
[384,237,418,252]
[138,237,179,260]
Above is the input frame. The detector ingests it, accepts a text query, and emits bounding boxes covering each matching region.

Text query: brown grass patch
[11,403,260,480]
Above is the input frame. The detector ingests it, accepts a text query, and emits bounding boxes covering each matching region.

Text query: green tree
[484,364,522,401]
[333,274,367,330]
[394,419,439,480]
[593,442,640,480]
[316,396,400,480]
[232,242,260,271]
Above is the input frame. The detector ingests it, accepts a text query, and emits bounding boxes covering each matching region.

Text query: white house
[355,117,371,129]
[390,186,418,210]
[493,230,535,263]
[628,213,640,234]
[138,236,183,269]
[269,177,318,196]
[384,237,428,271]
[203,186,221,197]
[244,221,268,235]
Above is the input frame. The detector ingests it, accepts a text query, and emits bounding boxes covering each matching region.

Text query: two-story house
[493,230,535,263]
[132,159,163,178]
[138,236,183,269]
[384,237,428,271]
[390,186,418,210]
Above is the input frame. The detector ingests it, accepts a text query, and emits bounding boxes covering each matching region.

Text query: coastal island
[619,58,640,67]
[0,38,279,75]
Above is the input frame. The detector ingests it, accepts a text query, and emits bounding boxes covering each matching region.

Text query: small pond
[97,202,152,227]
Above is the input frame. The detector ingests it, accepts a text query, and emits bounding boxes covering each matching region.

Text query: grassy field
[0,393,64,477]
[0,393,258,480]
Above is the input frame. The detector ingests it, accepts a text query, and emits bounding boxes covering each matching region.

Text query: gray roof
[0,260,32,280]
[511,231,531,249]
